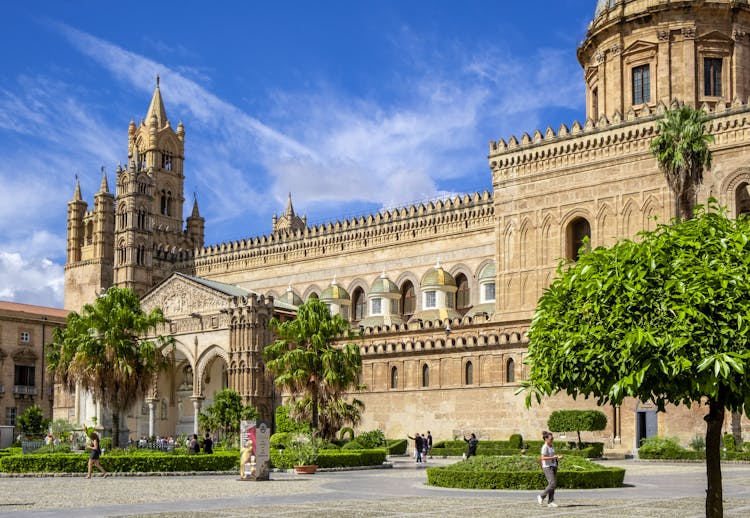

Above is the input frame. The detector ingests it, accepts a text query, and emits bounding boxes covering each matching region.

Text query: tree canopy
[198,388,258,444]
[264,297,363,438]
[47,286,173,447]
[547,410,607,450]
[522,204,750,518]
[650,104,713,220]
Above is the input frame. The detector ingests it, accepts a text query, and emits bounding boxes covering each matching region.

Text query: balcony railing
[13,385,37,396]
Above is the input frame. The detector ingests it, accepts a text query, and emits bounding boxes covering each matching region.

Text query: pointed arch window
[736,183,750,217]
[85,221,94,245]
[308,292,319,300]
[506,358,516,383]
[390,366,398,389]
[455,274,470,315]
[401,281,415,319]
[567,217,591,261]
[160,190,168,216]
[465,361,474,385]
[353,288,366,322]
[422,364,430,388]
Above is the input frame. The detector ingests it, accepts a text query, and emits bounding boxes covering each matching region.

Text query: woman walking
[85,431,108,479]
[537,431,562,507]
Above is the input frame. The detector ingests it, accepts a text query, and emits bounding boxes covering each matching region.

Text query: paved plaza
[0,458,749,517]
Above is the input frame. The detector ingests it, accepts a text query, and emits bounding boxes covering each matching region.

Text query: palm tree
[650,104,714,220]
[47,286,173,447]
[264,298,362,433]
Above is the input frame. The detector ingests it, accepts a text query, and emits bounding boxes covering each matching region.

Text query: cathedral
[60,0,750,451]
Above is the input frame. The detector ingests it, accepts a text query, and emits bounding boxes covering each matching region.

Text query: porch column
[147,399,157,437]
[191,397,203,435]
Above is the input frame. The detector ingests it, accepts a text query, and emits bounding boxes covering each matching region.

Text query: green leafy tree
[547,410,607,450]
[198,388,259,443]
[17,405,51,437]
[264,298,363,435]
[522,205,750,518]
[46,286,173,448]
[650,104,713,220]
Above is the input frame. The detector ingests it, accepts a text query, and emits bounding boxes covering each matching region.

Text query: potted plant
[288,432,320,474]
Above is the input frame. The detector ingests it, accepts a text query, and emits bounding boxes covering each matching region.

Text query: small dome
[478,262,496,281]
[279,286,303,307]
[321,279,350,301]
[421,264,456,287]
[371,273,399,295]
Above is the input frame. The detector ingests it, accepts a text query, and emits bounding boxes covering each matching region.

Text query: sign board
[240,420,271,481]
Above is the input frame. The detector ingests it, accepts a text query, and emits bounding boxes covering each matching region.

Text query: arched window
[86,221,94,245]
[166,191,173,216]
[308,292,319,300]
[352,288,366,321]
[455,274,470,315]
[506,358,516,383]
[160,190,168,215]
[567,217,591,261]
[117,242,126,264]
[422,364,430,388]
[138,209,147,230]
[401,281,415,319]
[736,182,750,217]
[465,361,473,385]
[390,366,398,389]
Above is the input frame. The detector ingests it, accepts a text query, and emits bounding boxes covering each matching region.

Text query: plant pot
[294,465,318,474]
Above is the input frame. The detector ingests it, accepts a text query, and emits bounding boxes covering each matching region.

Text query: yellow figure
[239,440,254,480]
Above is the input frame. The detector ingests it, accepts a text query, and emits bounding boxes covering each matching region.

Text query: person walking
[84,431,108,479]
[203,433,213,454]
[537,431,562,508]
[188,434,200,454]
[463,433,478,459]
[426,431,433,459]
[407,433,424,463]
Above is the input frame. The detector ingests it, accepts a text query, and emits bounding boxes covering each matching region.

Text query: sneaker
[537,495,544,505]
[548,502,558,508]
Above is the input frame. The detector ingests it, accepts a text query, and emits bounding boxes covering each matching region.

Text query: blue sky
[0,1,597,308]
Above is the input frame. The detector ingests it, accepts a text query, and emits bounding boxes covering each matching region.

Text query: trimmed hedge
[387,439,407,455]
[269,448,387,469]
[426,455,624,490]
[0,451,239,473]
[431,440,603,458]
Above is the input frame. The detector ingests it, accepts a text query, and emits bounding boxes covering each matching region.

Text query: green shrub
[430,440,603,458]
[508,434,523,449]
[723,434,736,452]
[100,437,113,452]
[386,439,407,455]
[17,406,51,437]
[270,432,291,450]
[342,440,364,450]
[426,455,624,489]
[356,430,386,448]
[275,405,309,434]
[0,451,239,473]
[339,427,355,442]
[269,448,387,469]
[31,443,72,454]
[547,410,607,449]
[689,435,706,452]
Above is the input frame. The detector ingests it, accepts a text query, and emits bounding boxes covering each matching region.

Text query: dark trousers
[540,466,557,502]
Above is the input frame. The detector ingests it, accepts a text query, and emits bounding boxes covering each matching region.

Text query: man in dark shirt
[188,434,200,454]
[203,433,213,454]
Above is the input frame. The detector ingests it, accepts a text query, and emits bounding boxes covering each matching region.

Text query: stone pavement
[0,458,749,517]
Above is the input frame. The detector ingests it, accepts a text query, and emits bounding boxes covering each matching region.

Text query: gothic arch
[719,168,750,217]
[596,202,616,246]
[302,284,323,301]
[540,213,554,265]
[448,263,474,305]
[641,195,661,232]
[195,345,229,396]
[560,209,594,261]
[502,221,515,271]
[621,198,638,238]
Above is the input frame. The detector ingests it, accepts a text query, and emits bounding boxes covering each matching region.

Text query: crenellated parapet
[192,191,493,273]
[489,99,750,182]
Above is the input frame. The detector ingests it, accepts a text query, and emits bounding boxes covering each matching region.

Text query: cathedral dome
[371,273,399,295]
[421,264,456,288]
[278,286,303,307]
[321,280,350,301]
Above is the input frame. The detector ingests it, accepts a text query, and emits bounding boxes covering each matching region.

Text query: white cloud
[0,249,65,308]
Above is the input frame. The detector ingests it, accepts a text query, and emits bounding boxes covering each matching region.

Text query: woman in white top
[538,431,562,507]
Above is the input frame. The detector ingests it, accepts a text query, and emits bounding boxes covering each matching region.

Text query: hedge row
[386,439,407,455]
[426,456,625,490]
[431,441,603,458]
[638,449,750,461]
[269,448,387,469]
[0,451,238,473]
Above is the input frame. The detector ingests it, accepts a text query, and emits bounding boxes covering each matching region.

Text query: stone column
[191,397,203,435]
[147,399,156,437]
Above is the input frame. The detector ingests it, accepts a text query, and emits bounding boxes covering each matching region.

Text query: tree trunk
[704,400,724,518]
[731,411,743,451]
[311,382,319,432]
[112,412,120,448]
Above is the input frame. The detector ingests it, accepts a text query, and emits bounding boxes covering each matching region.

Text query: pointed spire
[191,192,200,218]
[285,192,295,217]
[99,166,109,193]
[145,75,168,128]
[73,174,82,201]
